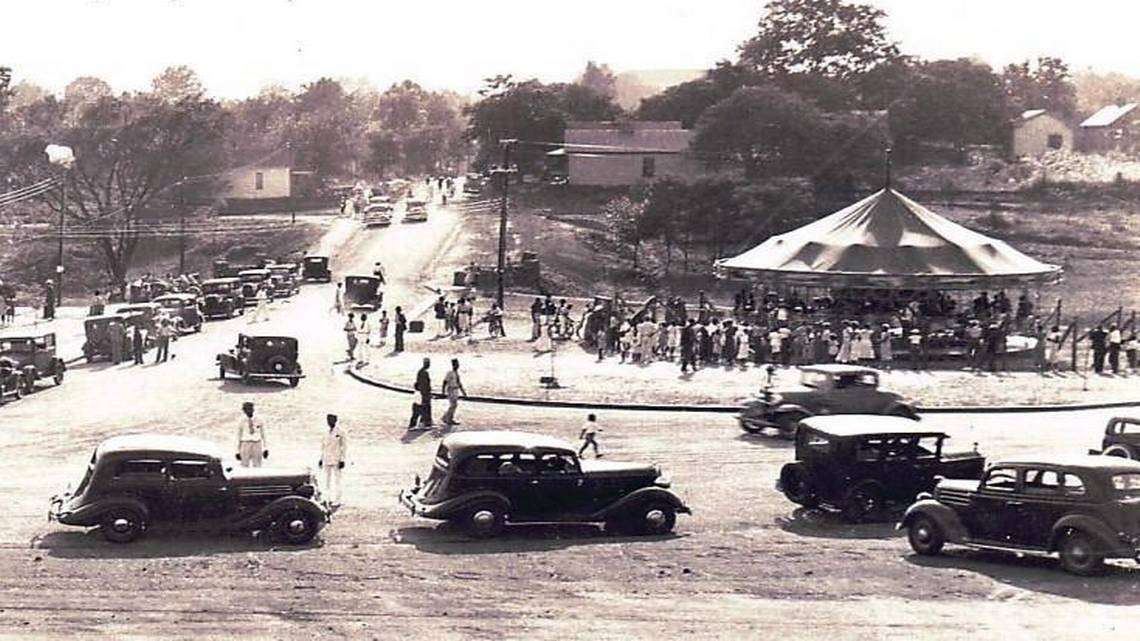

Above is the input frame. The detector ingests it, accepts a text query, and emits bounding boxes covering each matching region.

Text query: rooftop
[443,430,575,454]
[994,453,1140,472]
[1080,104,1139,128]
[801,415,945,438]
[96,434,224,459]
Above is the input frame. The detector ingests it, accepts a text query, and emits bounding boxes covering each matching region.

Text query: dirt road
[1,199,1138,640]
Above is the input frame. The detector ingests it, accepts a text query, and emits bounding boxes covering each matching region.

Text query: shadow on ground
[905,549,1140,605]
[33,527,322,559]
[776,506,901,541]
[391,521,682,555]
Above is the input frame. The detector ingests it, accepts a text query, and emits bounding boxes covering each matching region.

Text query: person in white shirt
[578,413,602,458]
[440,358,468,426]
[236,402,268,467]
[248,286,270,323]
[318,414,347,504]
[357,313,372,366]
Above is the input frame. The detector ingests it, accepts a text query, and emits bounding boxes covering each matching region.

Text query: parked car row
[0,333,66,403]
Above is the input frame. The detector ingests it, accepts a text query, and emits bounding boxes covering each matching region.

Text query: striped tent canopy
[715,189,1061,290]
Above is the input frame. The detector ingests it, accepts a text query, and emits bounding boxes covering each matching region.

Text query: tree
[642,178,689,274]
[889,59,1008,155]
[601,196,648,268]
[6,88,226,283]
[739,0,900,82]
[692,85,827,178]
[1003,57,1077,118]
[288,78,358,177]
[577,61,616,99]
[151,65,205,104]
[0,66,11,111]
[466,77,622,173]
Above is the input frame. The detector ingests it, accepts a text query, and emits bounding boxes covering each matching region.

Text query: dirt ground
[3,195,1140,640]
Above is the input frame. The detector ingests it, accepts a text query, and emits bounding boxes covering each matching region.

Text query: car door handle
[1005,500,1024,507]
[529,479,539,485]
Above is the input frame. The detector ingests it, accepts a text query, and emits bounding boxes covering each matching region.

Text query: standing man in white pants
[248,286,270,323]
[236,401,268,467]
[318,414,347,505]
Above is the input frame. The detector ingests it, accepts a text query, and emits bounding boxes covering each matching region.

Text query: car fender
[63,496,150,527]
[590,487,690,520]
[421,491,512,519]
[771,404,812,419]
[899,499,967,542]
[229,496,328,531]
[884,402,920,420]
[52,358,66,374]
[1049,514,1121,553]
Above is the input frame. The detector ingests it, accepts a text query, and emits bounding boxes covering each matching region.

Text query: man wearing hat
[236,401,268,467]
[318,414,347,505]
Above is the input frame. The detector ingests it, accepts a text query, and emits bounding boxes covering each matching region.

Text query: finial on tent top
[885,146,893,191]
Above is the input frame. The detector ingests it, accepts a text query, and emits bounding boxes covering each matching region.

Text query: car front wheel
[53,370,64,385]
[1103,445,1135,459]
[273,508,319,545]
[101,507,145,543]
[779,466,819,508]
[633,500,677,536]
[460,502,505,538]
[1058,531,1106,576]
[907,515,945,555]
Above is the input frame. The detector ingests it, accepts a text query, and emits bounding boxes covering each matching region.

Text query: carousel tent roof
[716,188,1061,289]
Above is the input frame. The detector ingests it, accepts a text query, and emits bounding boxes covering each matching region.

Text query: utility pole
[178,178,187,275]
[494,139,517,309]
[56,174,65,305]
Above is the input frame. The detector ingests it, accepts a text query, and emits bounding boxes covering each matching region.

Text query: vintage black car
[200,277,244,319]
[399,431,690,538]
[901,455,1140,575]
[0,332,66,393]
[217,334,304,387]
[739,364,919,438]
[82,314,137,362]
[265,263,300,298]
[0,357,25,403]
[112,302,162,335]
[237,269,271,306]
[301,255,332,283]
[1088,417,1140,459]
[778,415,985,522]
[403,199,428,222]
[344,275,383,310]
[49,434,329,544]
[152,293,203,333]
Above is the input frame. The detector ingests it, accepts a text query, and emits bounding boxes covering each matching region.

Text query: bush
[982,210,1013,230]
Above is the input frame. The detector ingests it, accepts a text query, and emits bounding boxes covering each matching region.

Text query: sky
[2,0,1139,99]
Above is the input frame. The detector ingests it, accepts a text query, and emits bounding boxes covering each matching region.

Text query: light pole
[492,139,517,309]
[177,178,187,274]
[45,144,75,306]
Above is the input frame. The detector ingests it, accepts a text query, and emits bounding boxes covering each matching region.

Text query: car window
[912,436,940,459]
[1023,469,1062,494]
[459,454,499,477]
[1120,421,1140,436]
[539,453,580,475]
[983,467,1019,492]
[1061,473,1087,496]
[115,459,165,477]
[1112,473,1140,499]
[169,460,213,480]
[803,431,830,454]
[855,374,877,387]
[800,372,827,388]
[856,438,883,462]
[495,453,532,476]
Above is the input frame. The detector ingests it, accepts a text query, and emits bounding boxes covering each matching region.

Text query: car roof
[993,454,1140,473]
[0,331,53,341]
[115,303,159,309]
[345,275,380,282]
[304,255,328,260]
[242,333,296,341]
[85,313,133,322]
[238,269,270,275]
[203,277,240,284]
[799,364,880,376]
[801,415,945,438]
[96,434,224,460]
[153,293,196,301]
[443,430,575,455]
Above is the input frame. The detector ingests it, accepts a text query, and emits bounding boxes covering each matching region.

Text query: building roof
[716,188,1061,290]
[1020,109,1047,121]
[563,121,692,155]
[96,434,224,459]
[1080,104,1139,128]
[993,453,1140,473]
[801,415,944,438]
[442,430,575,454]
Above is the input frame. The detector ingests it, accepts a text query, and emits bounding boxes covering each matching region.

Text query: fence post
[1071,318,1079,373]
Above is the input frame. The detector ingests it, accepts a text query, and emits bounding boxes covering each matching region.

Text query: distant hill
[613,69,704,111]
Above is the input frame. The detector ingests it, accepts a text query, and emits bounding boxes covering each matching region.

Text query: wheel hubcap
[915,525,931,543]
[645,509,666,528]
[1069,542,1089,563]
[473,510,495,528]
[288,519,307,534]
[112,518,132,533]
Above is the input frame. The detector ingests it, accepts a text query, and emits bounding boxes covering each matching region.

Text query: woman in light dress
[837,323,854,363]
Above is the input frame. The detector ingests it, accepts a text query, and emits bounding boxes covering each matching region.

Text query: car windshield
[0,339,34,352]
[73,450,97,495]
[800,372,828,388]
[1112,473,1140,499]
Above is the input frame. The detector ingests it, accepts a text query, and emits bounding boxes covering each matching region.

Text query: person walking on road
[343,312,358,362]
[441,358,467,426]
[357,313,372,366]
[409,358,433,429]
[43,280,56,320]
[153,319,172,364]
[236,401,268,468]
[318,414,347,505]
[1090,324,1108,374]
[1108,323,1123,374]
[377,309,389,347]
[680,319,697,373]
[578,413,603,458]
[333,283,344,315]
[248,287,270,323]
[131,324,144,365]
[394,306,407,353]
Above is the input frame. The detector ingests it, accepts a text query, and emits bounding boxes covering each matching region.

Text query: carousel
[714,187,1062,366]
